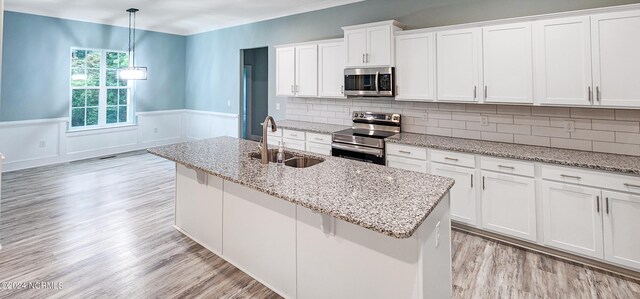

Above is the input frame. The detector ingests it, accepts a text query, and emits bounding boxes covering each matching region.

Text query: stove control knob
[393,116,399,121]
[385,115,391,120]
[359,113,364,118]
[353,112,358,117]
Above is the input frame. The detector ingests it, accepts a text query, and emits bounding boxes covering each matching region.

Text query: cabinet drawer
[306,132,332,145]
[431,150,475,168]
[306,142,331,155]
[541,164,640,193]
[282,129,305,141]
[386,143,427,160]
[481,156,534,177]
[268,129,283,137]
[386,155,428,173]
[283,138,305,151]
[267,137,282,146]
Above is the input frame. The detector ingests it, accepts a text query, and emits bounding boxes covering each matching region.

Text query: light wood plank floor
[0,152,638,298]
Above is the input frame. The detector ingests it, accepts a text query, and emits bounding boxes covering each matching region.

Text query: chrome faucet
[261,116,277,164]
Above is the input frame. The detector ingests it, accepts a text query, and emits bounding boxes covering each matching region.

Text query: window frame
[68,47,135,131]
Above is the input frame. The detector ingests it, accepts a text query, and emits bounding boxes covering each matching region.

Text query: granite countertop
[274,120,349,134]
[386,133,640,175]
[148,137,454,239]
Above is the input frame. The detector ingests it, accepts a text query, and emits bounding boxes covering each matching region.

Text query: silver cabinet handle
[291,85,294,93]
[289,134,298,137]
[597,196,600,213]
[484,86,488,99]
[482,176,485,190]
[362,54,365,63]
[498,165,515,170]
[473,86,477,100]
[471,174,474,188]
[561,174,581,180]
[606,197,610,214]
[398,150,411,154]
[341,85,344,94]
[588,86,592,103]
[596,86,601,102]
[444,157,459,162]
[366,53,370,63]
[624,183,640,189]
[396,85,399,95]
[314,137,323,141]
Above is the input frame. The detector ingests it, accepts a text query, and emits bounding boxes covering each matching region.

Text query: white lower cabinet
[481,171,537,242]
[602,190,640,269]
[386,154,428,173]
[541,181,604,258]
[175,164,224,255]
[432,162,476,226]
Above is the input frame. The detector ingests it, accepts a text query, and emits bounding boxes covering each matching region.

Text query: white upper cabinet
[343,21,403,68]
[437,28,483,102]
[534,16,593,106]
[591,10,640,107]
[482,22,534,104]
[602,190,640,270]
[295,44,318,97]
[275,46,295,96]
[318,41,346,98]
[395,32,436,101]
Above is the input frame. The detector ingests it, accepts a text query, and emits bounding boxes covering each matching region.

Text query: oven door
[344,67,394,97]
[331,143,385,165]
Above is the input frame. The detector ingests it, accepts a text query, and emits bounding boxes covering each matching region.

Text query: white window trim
[68,47,137,132]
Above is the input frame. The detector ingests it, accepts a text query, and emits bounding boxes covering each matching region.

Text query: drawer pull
[624,183,640,189]
[498,165,515,170]
[399,150,412,154]
[289,134,298,137]
[444,157,459,162]
[561,174,581,180]
[596,196,600,213]
[606,197,610,214]
[314,137,324,141]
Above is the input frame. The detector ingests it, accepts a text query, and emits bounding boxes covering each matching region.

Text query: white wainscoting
[0,110,239,172]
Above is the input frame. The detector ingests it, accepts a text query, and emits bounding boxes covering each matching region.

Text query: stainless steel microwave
[344,67,395,97]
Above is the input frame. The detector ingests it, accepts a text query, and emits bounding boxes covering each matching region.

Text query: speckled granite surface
[386,133,640,175]
[148,137,453,239]
[274,120,349,134]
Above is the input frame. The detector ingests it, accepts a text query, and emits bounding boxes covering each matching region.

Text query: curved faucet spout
[261,116,278,164]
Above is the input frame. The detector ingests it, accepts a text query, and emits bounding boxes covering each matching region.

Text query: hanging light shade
[118,8,147,80]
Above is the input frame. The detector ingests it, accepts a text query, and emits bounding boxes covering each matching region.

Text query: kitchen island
[149,137,454,299]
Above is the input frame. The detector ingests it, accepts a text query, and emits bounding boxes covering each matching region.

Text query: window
[70,48,132,129]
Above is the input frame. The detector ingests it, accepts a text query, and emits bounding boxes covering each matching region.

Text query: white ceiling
[4,0,364,36]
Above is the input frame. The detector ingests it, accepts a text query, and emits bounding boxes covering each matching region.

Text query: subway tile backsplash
[286,98,640,156]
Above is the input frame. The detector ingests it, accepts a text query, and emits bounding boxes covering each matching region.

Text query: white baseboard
[0,109,239,172]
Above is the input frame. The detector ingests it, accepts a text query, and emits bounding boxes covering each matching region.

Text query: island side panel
[419,193,452,299]
[175,163,224,255]
[222,180,297,298]
[296,205,422,299]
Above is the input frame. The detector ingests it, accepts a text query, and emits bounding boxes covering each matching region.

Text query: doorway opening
[240,47,268,141]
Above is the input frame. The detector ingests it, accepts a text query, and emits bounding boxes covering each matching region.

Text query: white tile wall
[286,98,640,156]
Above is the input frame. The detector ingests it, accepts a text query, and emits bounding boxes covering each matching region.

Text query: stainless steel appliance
[332,111,401,165]
[344,67,395,97]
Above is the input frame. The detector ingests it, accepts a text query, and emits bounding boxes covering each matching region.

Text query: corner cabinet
[436,28,483,103]
[395,32,436,101]
[275,44,318,97]
[343,21,403,67]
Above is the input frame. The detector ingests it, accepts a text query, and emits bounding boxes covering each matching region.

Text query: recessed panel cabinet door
[591,10,640,107]
[437,28,483,102]
[541,181,604,259]
[275,47,295,96]
[295,44,318,97]
[345,29,367,67]
[395,33,436,101]
[482,22,534,104]
[534,16,593,106]
[367,25,393,67]
[481,171,536,241]
[318,42,346,98]
[432,163,476,226]
[602,190,640,270]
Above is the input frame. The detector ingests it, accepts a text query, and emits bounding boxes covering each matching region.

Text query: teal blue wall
[185,0,640,120]
[1,11,186,122]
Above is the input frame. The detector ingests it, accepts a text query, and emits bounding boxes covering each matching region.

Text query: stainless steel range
[331,111,401,165]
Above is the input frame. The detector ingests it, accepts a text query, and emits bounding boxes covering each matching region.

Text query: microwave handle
[375,71,380,94]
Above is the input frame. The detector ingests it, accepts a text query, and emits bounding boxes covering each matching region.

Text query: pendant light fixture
[118,8,147,80]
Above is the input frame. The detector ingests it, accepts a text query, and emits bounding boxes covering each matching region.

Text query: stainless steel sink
[249,149,324,168]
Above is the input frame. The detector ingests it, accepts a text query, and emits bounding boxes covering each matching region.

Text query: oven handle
[332,143,384,157]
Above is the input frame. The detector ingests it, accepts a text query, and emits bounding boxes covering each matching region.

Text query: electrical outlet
[563,120,575,133]
[421,113,428,121]
[435,221,441,248]
[38,140,46,148]
[481,115,489,126]
[153,128,158,133]
[276,103,280,110]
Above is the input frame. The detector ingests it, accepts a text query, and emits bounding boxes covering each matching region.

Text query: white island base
[174,164,452,299]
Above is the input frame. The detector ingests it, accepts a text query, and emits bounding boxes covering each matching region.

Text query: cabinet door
[534,16,593,106]
[602,190,640,270]
[175,164,223,255]
[276,47,295,96]
[432,163,477,226]
[344,29,367,67]
[395,33,436,101]
[295,44,318,97]
[366,25,393,66]
[437,28,483,102]
[541,181,603,258]
[481,171,536,241]
[591,10,640,107]
[318,41,346,98]
[482,22,534,104]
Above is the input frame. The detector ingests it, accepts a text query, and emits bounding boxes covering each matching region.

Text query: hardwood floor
[0,152,638,298]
